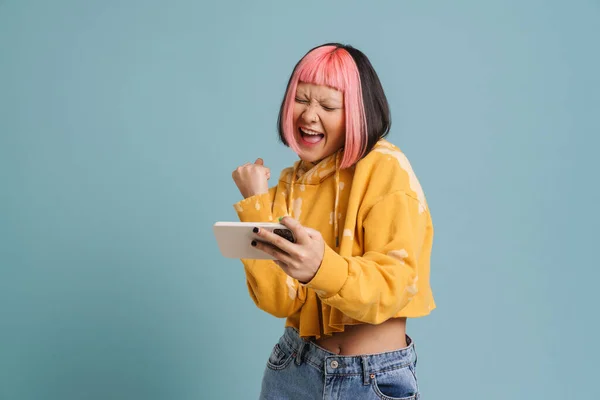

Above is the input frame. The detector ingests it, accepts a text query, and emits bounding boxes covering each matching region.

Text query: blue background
[1,0,598,399]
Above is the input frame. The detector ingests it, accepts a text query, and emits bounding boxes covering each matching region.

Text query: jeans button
[330,360,339,369]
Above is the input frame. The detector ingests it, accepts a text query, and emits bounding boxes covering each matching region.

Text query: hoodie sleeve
[303,190,430,324]
[233,189,307,318]
[233,188,277,223]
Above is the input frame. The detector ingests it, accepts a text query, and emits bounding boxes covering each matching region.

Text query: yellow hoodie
[233,139,435,338]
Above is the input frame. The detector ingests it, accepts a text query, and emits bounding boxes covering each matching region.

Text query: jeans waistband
[279,327,416,377]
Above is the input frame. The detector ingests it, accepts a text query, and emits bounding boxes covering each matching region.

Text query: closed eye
[295,97,309,104]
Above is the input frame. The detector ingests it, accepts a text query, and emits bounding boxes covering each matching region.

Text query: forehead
[296,82,343,101]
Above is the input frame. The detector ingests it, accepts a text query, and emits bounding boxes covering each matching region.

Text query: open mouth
[299,127,325,145]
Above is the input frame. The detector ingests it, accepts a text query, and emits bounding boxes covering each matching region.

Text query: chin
[292,141,319,161]
[298,153,321,163]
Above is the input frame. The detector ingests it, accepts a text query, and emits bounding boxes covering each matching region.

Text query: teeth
[300,127,323,136]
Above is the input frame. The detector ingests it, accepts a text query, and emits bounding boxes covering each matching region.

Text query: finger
[252,240,294,264]
[254,226,297,255]
[273,260,287,268]
[235,163,250,174]
[279,216,310,244]
[255,158,264,166]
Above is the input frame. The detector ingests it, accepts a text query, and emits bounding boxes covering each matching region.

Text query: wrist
[242,189,268,199]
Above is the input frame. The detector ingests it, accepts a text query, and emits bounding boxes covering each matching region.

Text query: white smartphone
[213,221,295,259]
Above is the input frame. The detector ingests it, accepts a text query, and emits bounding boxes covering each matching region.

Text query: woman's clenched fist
[232,158,271,199]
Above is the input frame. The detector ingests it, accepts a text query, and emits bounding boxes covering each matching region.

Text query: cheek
[325,115,345,141]
[292,105,303,124]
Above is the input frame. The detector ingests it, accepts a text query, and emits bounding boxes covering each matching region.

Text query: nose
[301,103,319,123]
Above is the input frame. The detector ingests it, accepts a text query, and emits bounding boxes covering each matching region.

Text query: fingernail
[278,216,284,222]
[253,227,259,233]
[251,240,257,247]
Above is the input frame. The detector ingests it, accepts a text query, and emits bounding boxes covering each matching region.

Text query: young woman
[232,43,435,400]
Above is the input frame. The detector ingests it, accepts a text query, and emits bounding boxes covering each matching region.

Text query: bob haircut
[277,43,391,169]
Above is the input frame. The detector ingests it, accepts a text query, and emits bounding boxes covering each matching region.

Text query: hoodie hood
[283,150,343,248]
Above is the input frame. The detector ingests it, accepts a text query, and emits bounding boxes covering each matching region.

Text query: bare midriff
[312,317,408,356]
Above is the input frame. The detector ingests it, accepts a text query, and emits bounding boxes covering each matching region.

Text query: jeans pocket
[266,343,294,371]
[371,366,419,400]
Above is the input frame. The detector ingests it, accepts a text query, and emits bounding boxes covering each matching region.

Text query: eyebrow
[296,91,343,106]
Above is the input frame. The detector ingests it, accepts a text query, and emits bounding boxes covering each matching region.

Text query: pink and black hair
[277,43,391,169]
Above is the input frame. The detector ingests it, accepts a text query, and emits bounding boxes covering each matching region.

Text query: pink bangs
[282,45,367,169]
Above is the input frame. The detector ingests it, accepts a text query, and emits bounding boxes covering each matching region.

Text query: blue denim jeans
[259,327,420,400]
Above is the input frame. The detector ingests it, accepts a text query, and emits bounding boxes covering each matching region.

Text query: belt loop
[408,334,418,367]
[295,340,306,366]
[361,357,370,385]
